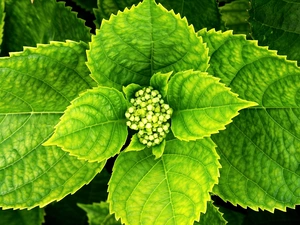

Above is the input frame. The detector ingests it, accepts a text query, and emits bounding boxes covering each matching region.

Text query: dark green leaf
[249,0,300,65]
[2,0,90,54]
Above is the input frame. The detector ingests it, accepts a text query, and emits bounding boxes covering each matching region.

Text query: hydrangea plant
[0,0,299,224]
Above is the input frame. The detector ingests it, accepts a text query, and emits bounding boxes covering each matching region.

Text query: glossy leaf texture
[199,29,300,211]
[94,0,221,31]
[108,138,220,225]
[44,87,128,162]
[2,0,91,54]
[0,41,104,209]
[249,0,300,65]
[194,202,227,225]
[0,0,4,46]
[87,0,209,90]
[78,202,122,225]
[0,208,44,225]
[167,70,257,141]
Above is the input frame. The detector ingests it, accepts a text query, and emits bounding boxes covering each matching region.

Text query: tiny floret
[125,86,173,147]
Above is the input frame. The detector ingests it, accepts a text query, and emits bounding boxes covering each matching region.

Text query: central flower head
[125,86,173,148]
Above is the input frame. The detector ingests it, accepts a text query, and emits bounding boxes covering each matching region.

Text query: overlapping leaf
[94,0,221,31]
[219,0,250,36]
[199,29,300,211]
[108,138,220,225]
[88,0,209,90]
[0,41,104,209]
[249,0,300,65]
[78,202,122,225]
[44,87,128,162]
[72,0,97,12]
[0,0,4,46]
[167,70,256,141]
[194,202,227,225]
[2,0,91,54]
[0,207,44,225]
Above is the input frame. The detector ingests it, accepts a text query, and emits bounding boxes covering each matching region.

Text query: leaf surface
[167,70,256,141]
[72,0,97,12]
[0,41,103,209]
[94,0,221,31]
[249,0,300,65]
[44,87,128,162]
[2,0,90,54]
[194,201,227,225]
[0,208,44,225]
[0,0,4,46]
[78,202,122,225]
[108,138,220,225]
[199,29,300,211]
[219,0,250,36]
[88,0,209,90]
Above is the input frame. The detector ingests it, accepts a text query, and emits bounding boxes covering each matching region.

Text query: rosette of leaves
[0,0,300,225]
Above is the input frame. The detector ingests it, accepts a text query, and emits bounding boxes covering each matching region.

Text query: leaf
[94,0,222,31]
[44,87,128,162]
[249,0,300,65]
[0,41,104,209]
[108,138,220,225]
[123,83,142,101]
[0,208,44,225]
[2,0,91,54]
[218,206,245,225]
[167,70,257,141]
[44,169,111,225]
[199,29,300,211]
[78,202,122,225]
[125,134,146,152]
[71,0,97,12]
[219,0,251,36]
[194,201,227,225]
[152,139,165,159]
[0,0,4,46]
[150,71,173,98]
[88,0,209,90]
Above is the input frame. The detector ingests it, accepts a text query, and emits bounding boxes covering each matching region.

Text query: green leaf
[150,71,173,98]
[125,134,146,152]
[44,169,111,225]
[167,70,257,141]
[249,0,300,65]
[72,0,97,12]
[2,0,91,54]
[78,202,122,225]
[199,29,300,211]
[0,0,4,46]
[151,139,165,159]
[44,87,128,162]
[88,0,209,90]
[123,83,142,101]
[108,138,220,225]
[0,41,104,209]
[94,0,222,31]
[194,201,227,225]
[218,206,244,225]
[0,208,44,225]
[219,0,251,36]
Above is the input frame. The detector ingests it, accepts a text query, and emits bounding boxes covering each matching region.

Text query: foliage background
[0,0,299,224]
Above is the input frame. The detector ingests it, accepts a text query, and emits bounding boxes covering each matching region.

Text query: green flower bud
[125,86,173,148]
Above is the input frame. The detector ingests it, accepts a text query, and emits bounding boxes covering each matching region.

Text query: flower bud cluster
[125,86,173,148]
